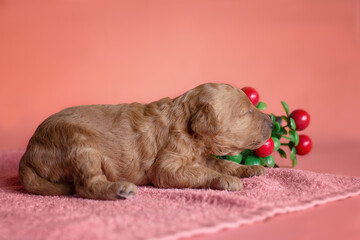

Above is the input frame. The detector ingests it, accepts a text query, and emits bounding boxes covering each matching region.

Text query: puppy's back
[19,99,174,196]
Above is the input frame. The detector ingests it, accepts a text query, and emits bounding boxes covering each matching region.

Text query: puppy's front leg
[205,156,266,178]
[147,154,243,191]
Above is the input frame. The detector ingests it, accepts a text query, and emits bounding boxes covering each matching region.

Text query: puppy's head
[185,83,272,156]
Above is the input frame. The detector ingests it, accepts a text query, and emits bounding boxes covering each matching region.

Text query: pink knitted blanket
[1,150,360,240]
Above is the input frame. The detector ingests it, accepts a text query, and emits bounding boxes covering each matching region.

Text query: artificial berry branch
[213,87,312,168]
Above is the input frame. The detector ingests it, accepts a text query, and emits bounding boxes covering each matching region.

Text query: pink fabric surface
[1,150,360,240]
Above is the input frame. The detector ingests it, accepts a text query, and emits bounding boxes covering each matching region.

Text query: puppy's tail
[19,155,75,196]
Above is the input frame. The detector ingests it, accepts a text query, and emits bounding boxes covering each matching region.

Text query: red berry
[254,138,274,158]
[290,109,310,131]
[296,135,312,155]
[241,87,260,106]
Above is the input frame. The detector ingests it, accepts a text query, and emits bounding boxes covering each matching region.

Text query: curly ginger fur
[19,83,272,200]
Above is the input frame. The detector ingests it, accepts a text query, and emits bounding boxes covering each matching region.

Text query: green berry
[244,155,261,165]
[211,154,223,159]
[225,154,242,164]
[263,155,275,167]
[272,137,281,151]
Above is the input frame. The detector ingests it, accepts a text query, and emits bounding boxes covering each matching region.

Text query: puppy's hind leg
[71,147,137,200]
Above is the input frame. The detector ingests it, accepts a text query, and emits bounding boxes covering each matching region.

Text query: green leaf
[290,147,297,160]
[289,117,296,130]
[289,129,299,146]
[256,102,267,110]
[289,130,294,142]
[272,122,281,133]
[270,113,276,123]
[282,136,292,141]
[290,147,298,167]
[271,133,282,139]
[278,148,287,158]
[294,131,299,146]
[275,116,283,125]
[272,137,281,151]
[244,155,262,166]
[279,128,288,135]
[281,101,290,116]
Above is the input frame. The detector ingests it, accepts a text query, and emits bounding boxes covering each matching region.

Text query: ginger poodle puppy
[19,83,273,200]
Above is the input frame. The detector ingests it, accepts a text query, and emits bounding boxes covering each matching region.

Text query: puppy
[19,83,272,200]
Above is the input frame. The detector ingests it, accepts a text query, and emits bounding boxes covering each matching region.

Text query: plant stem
[282,136,292,141]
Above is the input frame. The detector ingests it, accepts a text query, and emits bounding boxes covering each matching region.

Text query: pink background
[0,1,360,239]
[1,0,359,151]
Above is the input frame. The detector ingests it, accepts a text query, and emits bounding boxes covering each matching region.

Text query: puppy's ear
[190,103,220,137]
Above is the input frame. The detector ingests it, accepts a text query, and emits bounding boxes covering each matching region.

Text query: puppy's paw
[210,175,243,191]
[110,181,138,200]
[237,165,266,178]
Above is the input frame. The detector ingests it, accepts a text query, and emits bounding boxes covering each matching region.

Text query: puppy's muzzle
[261,117,273,140]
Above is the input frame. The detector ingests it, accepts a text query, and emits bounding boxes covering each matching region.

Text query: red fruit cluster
[290,109,312,155]
[241,86,312,164]
[214,86,313,168]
